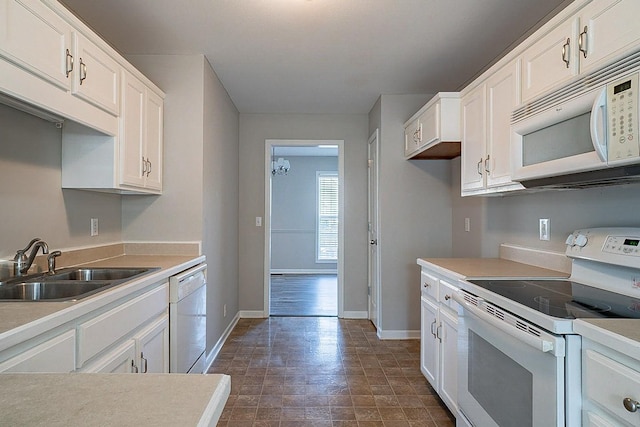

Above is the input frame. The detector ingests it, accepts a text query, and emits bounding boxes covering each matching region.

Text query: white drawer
[420,270,438,301]
[438,279,459,312]
[77,283,168,367]
[584,349,640,426]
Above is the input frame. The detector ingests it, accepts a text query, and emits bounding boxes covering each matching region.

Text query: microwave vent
[512,50,640,123]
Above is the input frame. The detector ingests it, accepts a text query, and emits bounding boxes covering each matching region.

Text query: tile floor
[210,317,456,427]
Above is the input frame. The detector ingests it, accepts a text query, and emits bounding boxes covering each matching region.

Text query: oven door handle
[452,292,556,354]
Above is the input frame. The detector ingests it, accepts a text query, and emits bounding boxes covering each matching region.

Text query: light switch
[256,217,262,227]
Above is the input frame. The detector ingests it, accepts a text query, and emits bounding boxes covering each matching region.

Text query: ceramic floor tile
[212,317,455,426]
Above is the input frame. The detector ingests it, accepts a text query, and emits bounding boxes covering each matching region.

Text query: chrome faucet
[14,238,49,276]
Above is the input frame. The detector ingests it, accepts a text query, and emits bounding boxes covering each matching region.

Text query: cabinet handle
[141,156,147,176]
[578,26,588,58]
[430,319,437,338]
[131,360,139,373]
[624,397,640,413]
[444,294,451,301]
[477,158,483,176]
[146,158,152,177]
[141,352,148,373]
[484,155,491,174]
[65,49,74,78]
[561,38,571,68]
[423,282,430,288]
[79,58,87,85]
[436,323,442,342]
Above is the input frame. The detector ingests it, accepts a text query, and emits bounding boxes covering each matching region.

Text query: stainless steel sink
[0,281,115,301]
[47,268,151,281]
[0,267,158,301]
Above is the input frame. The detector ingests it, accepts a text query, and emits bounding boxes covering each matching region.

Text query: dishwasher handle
[170,263,207,302]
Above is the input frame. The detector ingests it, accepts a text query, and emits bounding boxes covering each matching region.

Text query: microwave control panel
[607,72,640,161]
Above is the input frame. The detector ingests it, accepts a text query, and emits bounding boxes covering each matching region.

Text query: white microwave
[511,71,640,185]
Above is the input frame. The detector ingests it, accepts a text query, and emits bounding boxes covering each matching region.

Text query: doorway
[264,140,344,317]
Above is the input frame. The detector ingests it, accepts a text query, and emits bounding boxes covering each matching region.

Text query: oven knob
[575,234,588,247]
[565,234,576,246]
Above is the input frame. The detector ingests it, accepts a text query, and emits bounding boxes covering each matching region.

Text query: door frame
[263,139,345,317]
[367,129,381,327]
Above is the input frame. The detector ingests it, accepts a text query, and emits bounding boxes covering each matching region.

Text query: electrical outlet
[223,304,227,317]
[539,218,550,241]
[90,218,99,236]
[464,218,471,232]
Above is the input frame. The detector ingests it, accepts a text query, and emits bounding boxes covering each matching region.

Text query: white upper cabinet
[522,17,580,103]
[71,32,119,115]
[461,84,486,193]
[404,93,461,160]
[0,0,73,90]
[522,0,640,103]
[578,0,640,74]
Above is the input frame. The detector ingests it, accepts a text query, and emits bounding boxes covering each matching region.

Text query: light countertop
[574,319,640,361]
[0,373,230,426]
[417,257,569,280]
[0,254,204,352]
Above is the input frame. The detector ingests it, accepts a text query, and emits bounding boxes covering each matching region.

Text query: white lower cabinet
[0,329,76,373]
[582,339,640,427]
[82,339,137,373]
[419,266,460,416]
[135,313,169,374]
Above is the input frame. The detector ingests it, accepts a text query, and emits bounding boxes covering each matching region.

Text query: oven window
[523,112,593,166]
[469,330,533,427]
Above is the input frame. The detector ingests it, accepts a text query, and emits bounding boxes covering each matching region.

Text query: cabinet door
[135,314,169,373]
[120,70,146,188]
[404,117,421,156]
[144,89,163,191]
[485,60,520,189]
[0,0,72,89]
[419,102,440,148]
[82,340,137,373]
[521,17,579,102]
[461,84,486,192]
[420,296,439,390]
[0,330,75,373]
[439,308,458,415]
[578,0,640,74]
[72,33,119,115]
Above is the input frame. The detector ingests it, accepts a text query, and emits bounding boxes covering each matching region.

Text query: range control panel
[603,235,640,256]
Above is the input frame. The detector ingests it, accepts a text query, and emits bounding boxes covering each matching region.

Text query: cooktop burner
[468,279,640,319]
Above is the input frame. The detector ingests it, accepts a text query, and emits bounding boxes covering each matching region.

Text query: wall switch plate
[255,217,262,227]
[539,218,550,241]
[464,218,471,232]
[90,218,99,236]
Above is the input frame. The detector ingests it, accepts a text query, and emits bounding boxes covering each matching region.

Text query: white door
[367,130,380,328]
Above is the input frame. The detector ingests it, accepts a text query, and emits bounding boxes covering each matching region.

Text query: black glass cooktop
[468,279,640,319]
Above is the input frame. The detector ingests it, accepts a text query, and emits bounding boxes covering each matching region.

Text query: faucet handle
[47,251,62,275]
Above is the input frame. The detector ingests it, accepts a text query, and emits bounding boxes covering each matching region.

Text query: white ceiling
[60,0,569,115]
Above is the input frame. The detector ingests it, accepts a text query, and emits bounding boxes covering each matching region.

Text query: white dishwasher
[169,263,207,374]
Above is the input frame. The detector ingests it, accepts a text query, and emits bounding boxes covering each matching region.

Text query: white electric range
[453,228,640,427]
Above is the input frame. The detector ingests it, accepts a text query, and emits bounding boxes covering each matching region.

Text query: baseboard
[376,329,420,340]
[203,312,240,373]
[270,269,338,275]
[239,310,267,318]
[342,311,369,319]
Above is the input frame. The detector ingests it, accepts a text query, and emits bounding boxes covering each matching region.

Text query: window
[317,172,338,262]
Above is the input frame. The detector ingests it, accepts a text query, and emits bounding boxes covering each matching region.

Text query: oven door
[453,292,565,427]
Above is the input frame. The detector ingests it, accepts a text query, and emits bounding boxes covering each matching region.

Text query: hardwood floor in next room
[210,317,455,426]
[270,274,338,317]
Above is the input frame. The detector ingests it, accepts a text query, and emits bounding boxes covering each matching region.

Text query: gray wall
[271,155,338,272]
[369,94,454,334]
[450,157,640,256]
[0,104,122,261]
[126,54,239,354]
[239,114,369,314]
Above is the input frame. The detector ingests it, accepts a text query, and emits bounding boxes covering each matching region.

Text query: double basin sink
[0,267,158,302]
